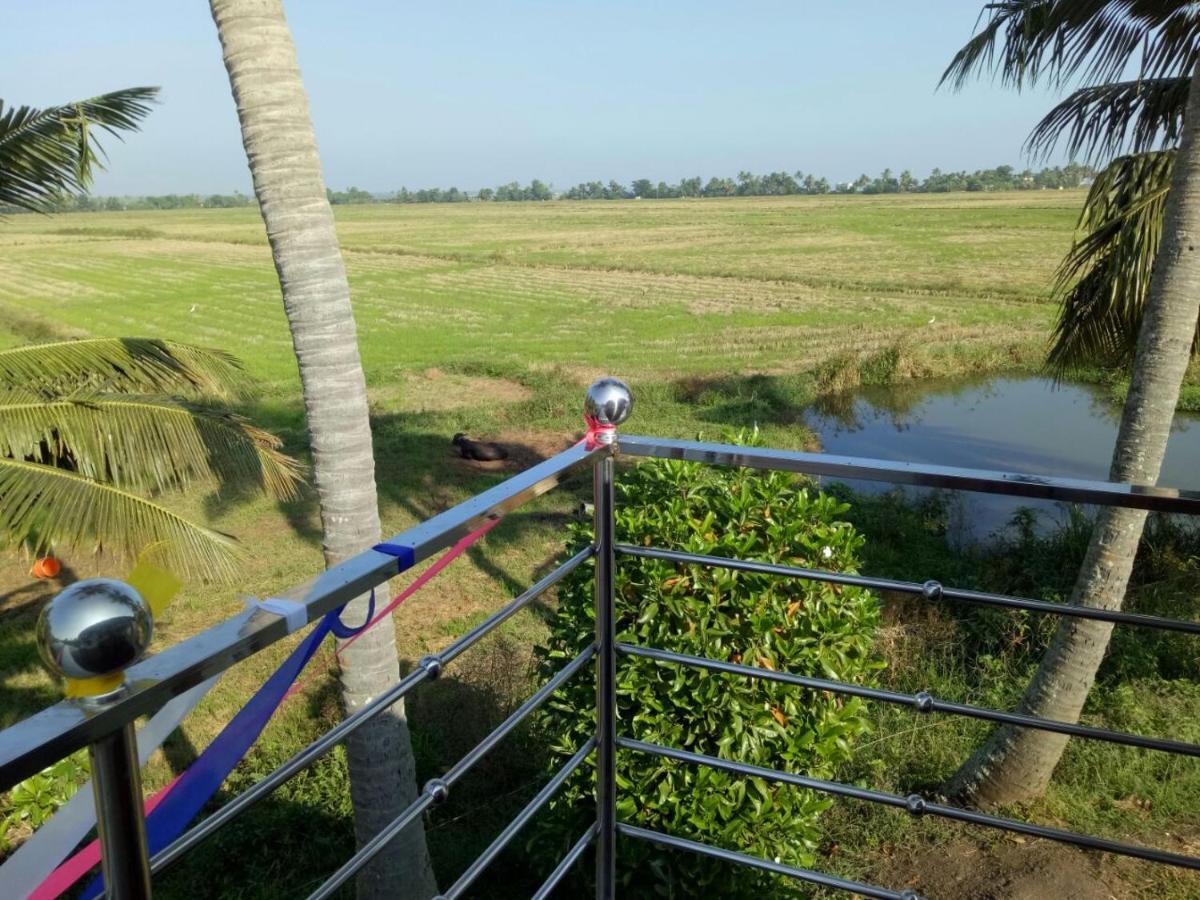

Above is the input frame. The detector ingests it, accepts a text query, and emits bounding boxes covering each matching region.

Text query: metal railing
[2,378,1199,899]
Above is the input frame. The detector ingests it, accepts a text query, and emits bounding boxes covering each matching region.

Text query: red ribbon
[583,415,615,449]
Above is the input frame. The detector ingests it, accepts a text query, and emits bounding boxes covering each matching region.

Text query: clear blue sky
[2,1,1074,195]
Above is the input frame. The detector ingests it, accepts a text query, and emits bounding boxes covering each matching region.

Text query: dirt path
[889,838,1125,899]
[886,833,1200,899]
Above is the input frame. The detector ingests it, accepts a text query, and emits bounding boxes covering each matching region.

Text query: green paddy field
[3,192,1197,898]
[0,192,1076,384]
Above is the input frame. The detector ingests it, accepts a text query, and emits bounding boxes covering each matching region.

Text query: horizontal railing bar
[307,644,597,900]
[307,790,435,900]
[617,824,916,900]
[618,435,1200,513]
[436,547,592,669]
[152,547,593,874]
[0,441,603,790]
[619,641,913,704]
[530,824,597,900]
[618,643,1200,759]
[440,738,596,900]
[617,545,1200,636]
[392,440,601,563]
[621,738,1200,871]
[157,667,426,876]
[620,737,903,808]
[441,644,596,788]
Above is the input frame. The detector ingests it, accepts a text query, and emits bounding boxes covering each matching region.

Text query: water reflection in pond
[808,377,1200,543]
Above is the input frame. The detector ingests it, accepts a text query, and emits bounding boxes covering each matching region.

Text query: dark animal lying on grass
[452,432,509,461]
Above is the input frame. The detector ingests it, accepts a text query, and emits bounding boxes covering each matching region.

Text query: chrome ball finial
[36,579,153,682]
[584,377,633,445]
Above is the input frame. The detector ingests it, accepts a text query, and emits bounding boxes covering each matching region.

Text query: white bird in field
[927,316,936,324]
[189,304,198,313]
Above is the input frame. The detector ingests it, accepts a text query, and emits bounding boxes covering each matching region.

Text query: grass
[0,192,1196,898]
[0,193,1078,390]
[808,492,1200,899]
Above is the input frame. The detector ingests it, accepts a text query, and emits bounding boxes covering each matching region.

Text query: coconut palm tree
[942,1,1197,368]
[0,85,300,573]
[0,87,158,212]
[207,1,437,896]
[944,1,1200,806]
[0,337,302,576]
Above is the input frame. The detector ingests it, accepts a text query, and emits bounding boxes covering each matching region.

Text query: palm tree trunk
[208,2,437,895]
[948,60,1200,807]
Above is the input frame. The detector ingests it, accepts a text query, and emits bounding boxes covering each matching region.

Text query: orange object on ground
[30,557,61,579]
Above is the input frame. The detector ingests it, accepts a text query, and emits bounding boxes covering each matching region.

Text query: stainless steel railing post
[36,577,157,899]
[584,377,632,900]
[89,722,153,899]
[594,453,617,900]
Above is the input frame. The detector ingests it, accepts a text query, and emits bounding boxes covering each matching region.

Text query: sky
[2,2,1075,196]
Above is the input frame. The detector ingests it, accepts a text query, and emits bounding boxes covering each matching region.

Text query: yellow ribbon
[126,558,182,618]
[64,672,124,698]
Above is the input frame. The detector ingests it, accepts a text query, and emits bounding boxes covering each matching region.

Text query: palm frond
[941,1,1199,92]
[941,1,1056,91]
[0,457,238,578]
[0,87,158,212]
[1048,150,1189,369]
[1027,76,1188,160]
[0,338,249,399]
[0,394,303,498]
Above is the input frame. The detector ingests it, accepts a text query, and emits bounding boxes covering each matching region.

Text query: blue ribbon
[328,589,375,640]
[81,609,343,899]
[81,546,416,896]
[372,541,415,572]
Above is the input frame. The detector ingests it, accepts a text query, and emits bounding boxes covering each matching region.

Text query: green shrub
[1,751,89,853]
[535,442,882,896]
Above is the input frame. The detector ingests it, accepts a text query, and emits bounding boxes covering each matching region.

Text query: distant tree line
[564,162,1095,200]
[384,162,1096,203]
[17,162,1096,213]
[36,191,257,212]
[396,180,555,203]
[394,162,1095,203]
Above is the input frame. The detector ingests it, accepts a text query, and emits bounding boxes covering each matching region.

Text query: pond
[807,377,1200,543]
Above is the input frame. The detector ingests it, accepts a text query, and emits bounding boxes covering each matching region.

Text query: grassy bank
[814,491,1200,899]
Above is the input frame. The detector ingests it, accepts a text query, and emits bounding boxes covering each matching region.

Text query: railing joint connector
[419,655,443,680]
[424,777,450,804]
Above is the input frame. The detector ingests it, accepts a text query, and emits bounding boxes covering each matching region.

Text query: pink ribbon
[583,415,615,449]
[286,516,501,699]
[29,775,180,900]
